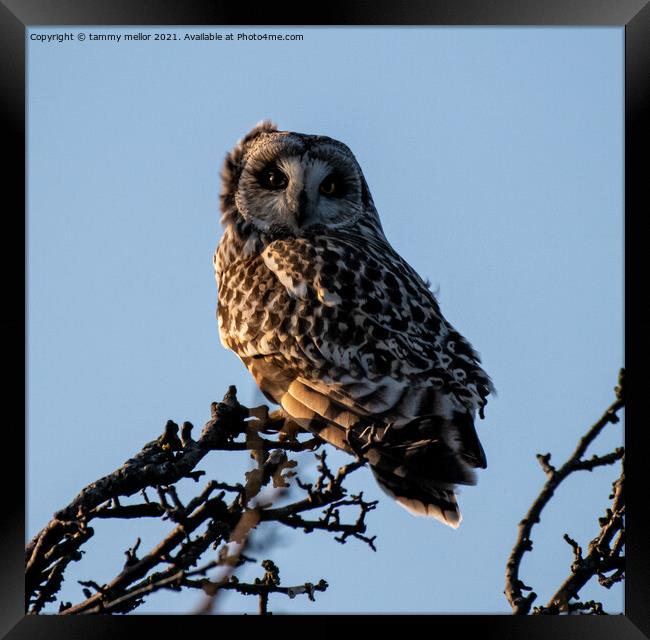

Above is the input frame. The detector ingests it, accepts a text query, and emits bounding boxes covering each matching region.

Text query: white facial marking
[236,138,364,233]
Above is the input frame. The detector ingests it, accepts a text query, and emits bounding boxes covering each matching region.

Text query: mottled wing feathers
[216,226,491,525]
[259,231,492,415]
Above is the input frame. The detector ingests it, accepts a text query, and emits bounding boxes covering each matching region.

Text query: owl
[213,121,493,528]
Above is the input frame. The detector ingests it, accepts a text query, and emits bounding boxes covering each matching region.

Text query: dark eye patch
[319,171,346,198]
[257,164,288,190]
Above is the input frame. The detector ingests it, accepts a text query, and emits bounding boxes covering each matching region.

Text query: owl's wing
[258,234,492,459]
[228,233,495,527]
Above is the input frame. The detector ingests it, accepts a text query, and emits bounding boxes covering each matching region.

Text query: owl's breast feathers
[215,227,493,527]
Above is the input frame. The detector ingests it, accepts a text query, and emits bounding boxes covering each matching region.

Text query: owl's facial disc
[235,138,363,236]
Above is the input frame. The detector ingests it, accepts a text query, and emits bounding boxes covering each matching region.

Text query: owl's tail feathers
[370,465,462,528]
[362,418,477,528]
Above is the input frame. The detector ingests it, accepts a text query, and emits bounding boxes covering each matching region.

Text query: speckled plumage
[214,121,493,527]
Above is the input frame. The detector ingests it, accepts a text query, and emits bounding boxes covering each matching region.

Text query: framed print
[3,0,647,637]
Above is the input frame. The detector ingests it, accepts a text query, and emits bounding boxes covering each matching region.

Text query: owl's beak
[296,190,309,227]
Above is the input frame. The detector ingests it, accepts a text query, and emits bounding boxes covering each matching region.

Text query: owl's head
[220,121,382,240]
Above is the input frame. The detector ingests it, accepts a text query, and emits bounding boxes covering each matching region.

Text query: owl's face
[221,122,373,237]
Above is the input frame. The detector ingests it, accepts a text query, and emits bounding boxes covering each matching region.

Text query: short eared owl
[214,121,493,527]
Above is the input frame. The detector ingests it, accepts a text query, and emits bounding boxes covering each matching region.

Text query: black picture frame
[4,0,646,637]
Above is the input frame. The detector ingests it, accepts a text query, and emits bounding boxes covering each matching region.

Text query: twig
[27,386,376,615]
[537,465,625,614]
[504,369,625,614]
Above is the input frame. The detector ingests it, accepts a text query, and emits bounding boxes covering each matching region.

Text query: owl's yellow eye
[259,166,288,190]
[319,174,342,197]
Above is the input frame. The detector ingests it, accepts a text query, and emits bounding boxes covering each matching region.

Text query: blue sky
[27,26,623,614]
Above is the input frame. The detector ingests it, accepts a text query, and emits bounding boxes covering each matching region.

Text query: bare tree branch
[504,368,625,615]
[26,386,375,615]
[29,365,625,615]
[536,464,625,614]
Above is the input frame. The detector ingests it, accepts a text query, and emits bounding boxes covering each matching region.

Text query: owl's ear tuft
[248,119,278,137]
[235,120,279,159]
